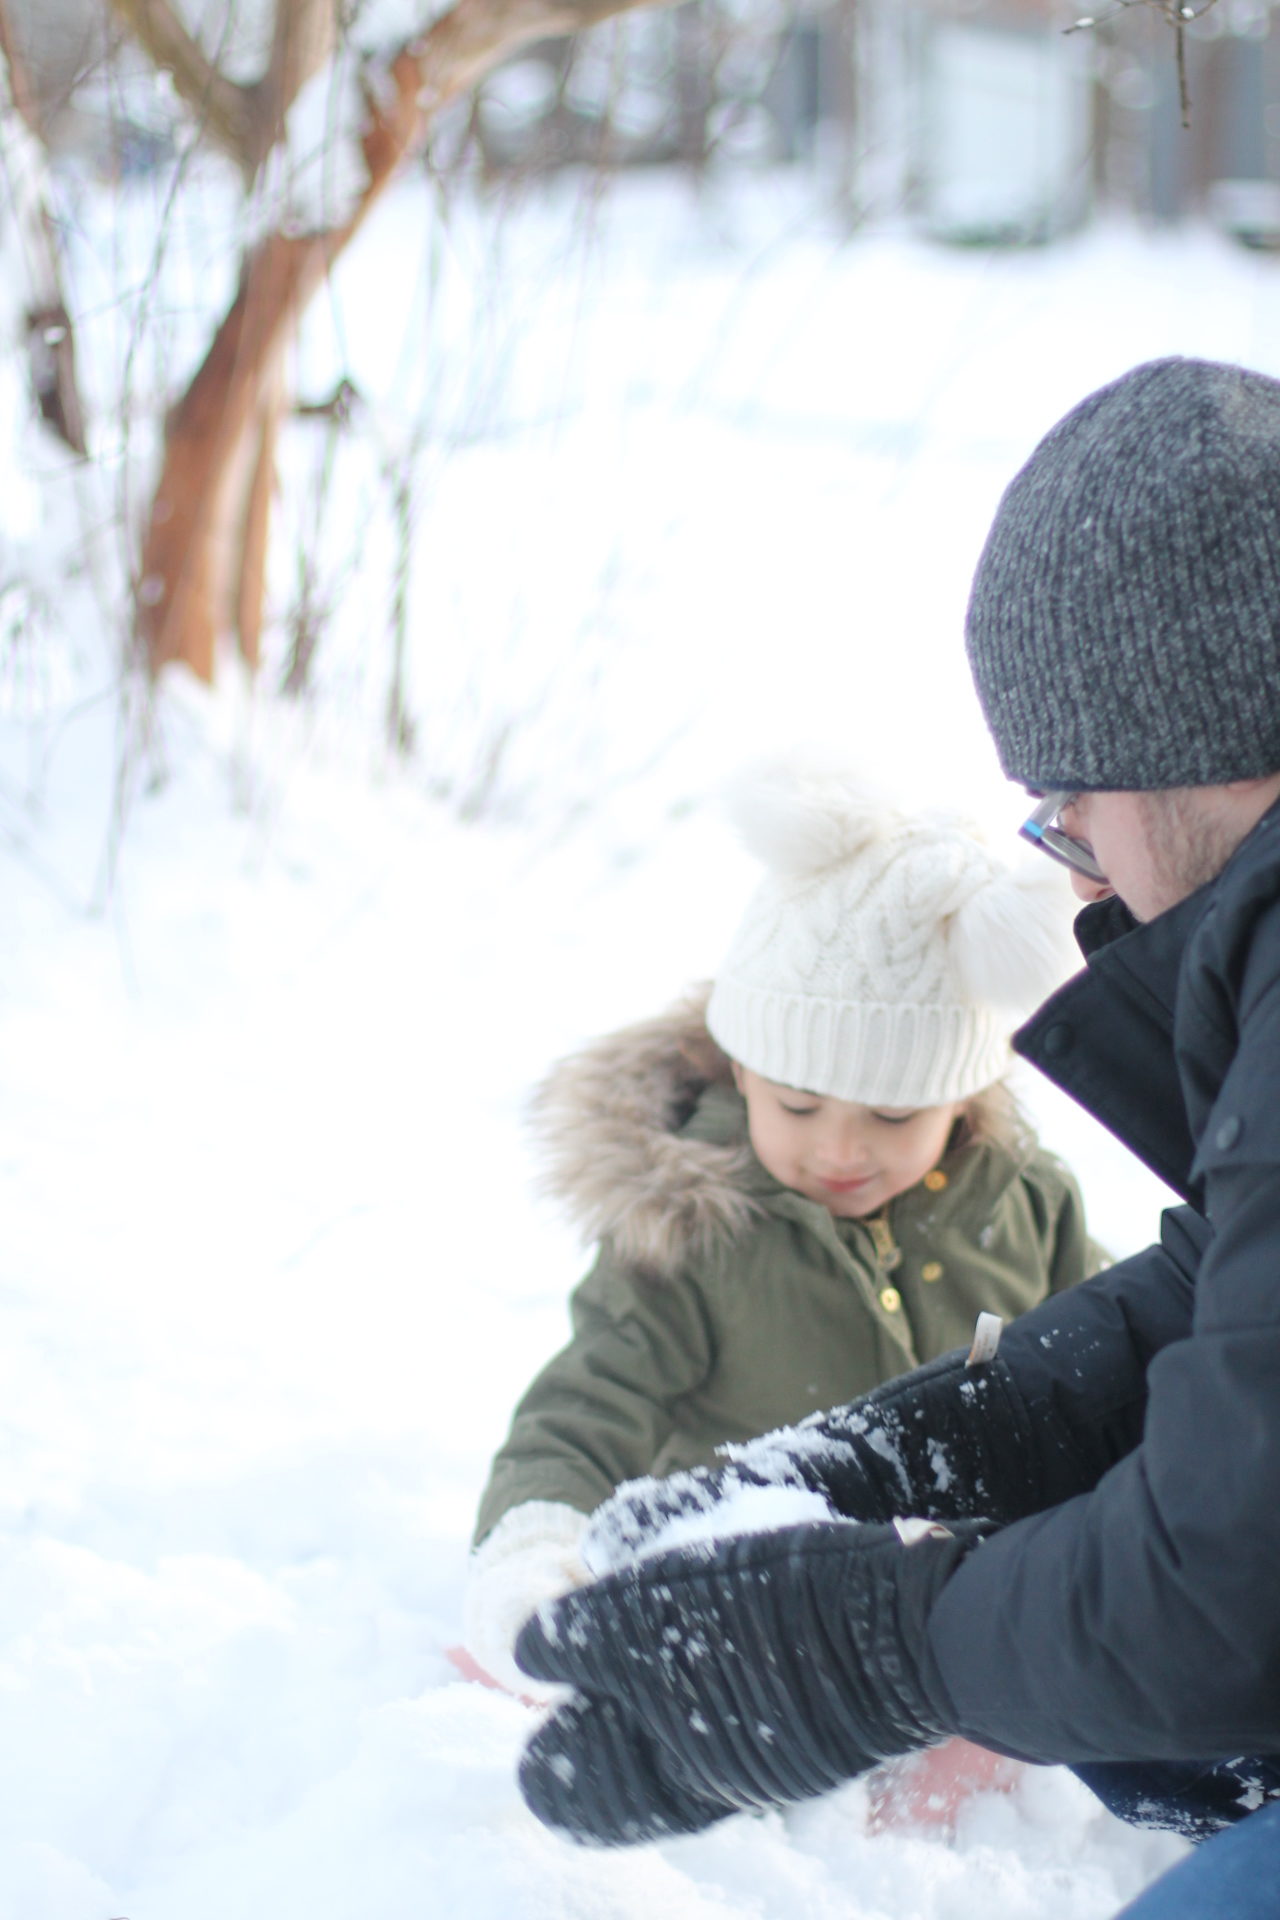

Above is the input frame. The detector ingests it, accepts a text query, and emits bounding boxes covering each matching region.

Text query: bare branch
[137,0,686,679]
[355,0,682,209]
[1064,0,1219,125]
[0,0,41,140]
[108,0,261,172]
[254,0,342,156]
[407,0,681,122]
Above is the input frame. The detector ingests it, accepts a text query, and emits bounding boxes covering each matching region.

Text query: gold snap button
[923,1170,948,1192]
[879,1286,902,1313]
[921,1261,944,1283]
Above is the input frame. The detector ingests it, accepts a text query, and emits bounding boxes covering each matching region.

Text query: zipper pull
[866,1210,903,1272]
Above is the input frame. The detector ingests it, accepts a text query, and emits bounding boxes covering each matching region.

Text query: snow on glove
[516,1515,989,1847]
[463,1500,589,1701]
[584,1339,1069,1576]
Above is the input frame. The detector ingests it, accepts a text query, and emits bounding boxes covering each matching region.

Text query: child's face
[732,1065,960,1220]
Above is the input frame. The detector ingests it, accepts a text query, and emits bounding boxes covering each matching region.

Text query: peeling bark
[234,358,287,672]
[139,229,328,678]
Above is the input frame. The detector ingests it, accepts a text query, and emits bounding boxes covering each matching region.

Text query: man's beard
[1135,788,1248,920]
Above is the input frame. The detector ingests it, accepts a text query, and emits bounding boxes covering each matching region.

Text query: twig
[1064,0,1219,127]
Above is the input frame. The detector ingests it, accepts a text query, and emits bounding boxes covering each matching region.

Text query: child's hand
[462,1500,589,1702]
[866,1739,1023,1834]
[444,1642,541,1706]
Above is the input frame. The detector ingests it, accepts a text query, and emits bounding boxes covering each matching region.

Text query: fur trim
[528,986,761,1279]
[956,1080,1033,1156]
[529,987,1029,1277]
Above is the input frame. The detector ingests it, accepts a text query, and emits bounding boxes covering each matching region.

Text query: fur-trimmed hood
[528,987,762,1280]
[529,987,1033,1283]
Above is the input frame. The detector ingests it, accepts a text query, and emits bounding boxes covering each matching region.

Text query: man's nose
[1071,872,1114,904]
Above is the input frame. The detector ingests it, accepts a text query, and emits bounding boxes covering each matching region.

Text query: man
[513,356,1280,1918]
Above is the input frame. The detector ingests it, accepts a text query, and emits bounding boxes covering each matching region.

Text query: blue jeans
[1113,1797,1280,1917]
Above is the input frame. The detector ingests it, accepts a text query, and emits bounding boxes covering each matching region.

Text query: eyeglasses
[1019,791,1108,884]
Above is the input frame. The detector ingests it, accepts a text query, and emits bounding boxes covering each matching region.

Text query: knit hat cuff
[706,980,1012,1108]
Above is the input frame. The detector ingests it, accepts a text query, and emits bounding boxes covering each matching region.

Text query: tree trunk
[139,230,329,677]
[123,0,674,683]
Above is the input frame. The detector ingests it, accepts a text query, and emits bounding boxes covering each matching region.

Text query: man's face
[1058,780,1280,922]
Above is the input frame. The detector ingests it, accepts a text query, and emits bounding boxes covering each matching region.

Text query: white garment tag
[966,1311,1003,1367]
[893,1516,955,1546]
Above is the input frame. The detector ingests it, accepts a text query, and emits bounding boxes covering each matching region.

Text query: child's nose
[817,1125,871,1172]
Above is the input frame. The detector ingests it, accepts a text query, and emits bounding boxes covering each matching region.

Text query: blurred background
[0,0,1275,851]
[9,0,1280,236]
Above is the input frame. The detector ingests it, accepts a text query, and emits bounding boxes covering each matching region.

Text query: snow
[592,1480,844,1570]
[4,154,1271,1914]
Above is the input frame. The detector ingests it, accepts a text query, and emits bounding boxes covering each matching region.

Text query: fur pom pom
[948,856,1080,1011]
[724,758,893,877]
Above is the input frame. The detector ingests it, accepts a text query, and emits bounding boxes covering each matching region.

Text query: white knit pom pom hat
[706,760,1079,1108]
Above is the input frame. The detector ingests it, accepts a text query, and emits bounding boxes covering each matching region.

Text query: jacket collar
[1014,883,1212,1206]
[1013,797,1280,1202]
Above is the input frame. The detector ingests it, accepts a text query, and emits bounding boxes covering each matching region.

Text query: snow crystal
[928,1440,954,1493]
[864,1425,914,1501]
[629,1484,839,1563]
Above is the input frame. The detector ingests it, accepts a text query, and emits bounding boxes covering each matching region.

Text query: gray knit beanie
[966,356,1280,791]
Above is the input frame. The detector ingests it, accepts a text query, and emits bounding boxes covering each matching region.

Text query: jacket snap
[1214,1115,1242,1151]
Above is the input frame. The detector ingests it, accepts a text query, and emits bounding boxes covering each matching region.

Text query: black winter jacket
[924,797,1280,1765]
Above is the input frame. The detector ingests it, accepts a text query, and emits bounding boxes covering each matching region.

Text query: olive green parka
[474,990,1101,1544]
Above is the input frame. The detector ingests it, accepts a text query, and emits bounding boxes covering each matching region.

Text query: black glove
[516,1516,988,1847]
[584,1341,1099,1577]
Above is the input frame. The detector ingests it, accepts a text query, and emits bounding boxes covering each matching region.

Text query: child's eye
[872,1111,917,1126]
[779,1102,819,1118]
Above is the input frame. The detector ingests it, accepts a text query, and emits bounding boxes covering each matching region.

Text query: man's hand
[516,1517,988,1847]
[581,1346,1037,1580]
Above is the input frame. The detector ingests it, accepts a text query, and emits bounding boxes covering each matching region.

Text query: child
[463,765,1101,1707]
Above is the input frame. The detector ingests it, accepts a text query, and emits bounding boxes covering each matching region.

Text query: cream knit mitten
[463,1500,590,1700]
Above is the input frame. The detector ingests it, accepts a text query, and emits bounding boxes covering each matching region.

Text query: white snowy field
[2,157,1277,1917]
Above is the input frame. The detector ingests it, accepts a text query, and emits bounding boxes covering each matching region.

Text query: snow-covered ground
[3,160,1277,1916]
